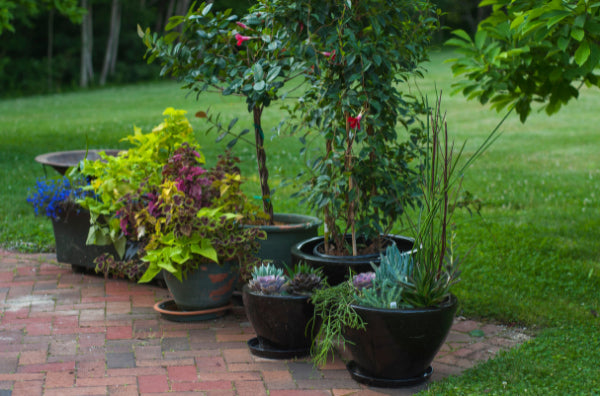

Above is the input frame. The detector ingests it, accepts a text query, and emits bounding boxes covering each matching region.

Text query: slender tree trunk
[100,0,121,86]
[47,9,54,92]
[80,0,94,87]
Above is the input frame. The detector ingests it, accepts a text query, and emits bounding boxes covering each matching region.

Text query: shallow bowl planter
[35,149,122,175]
[242,285,319,359]
[247,213,322,268]
[291,234,414,285]
[343,294,458,387]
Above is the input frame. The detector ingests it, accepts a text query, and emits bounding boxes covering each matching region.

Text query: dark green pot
[249,213,322,267]
[163,261,237,311]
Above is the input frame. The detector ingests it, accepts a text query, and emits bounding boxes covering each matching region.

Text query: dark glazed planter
[291,235,414,285]
[343,294,458,387]
[51,209,118,271]
[248,213,322,268]
[163,261,237,312]
[242,285,318,359]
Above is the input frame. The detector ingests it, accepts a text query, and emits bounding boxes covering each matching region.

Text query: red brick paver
[0,251,530,395]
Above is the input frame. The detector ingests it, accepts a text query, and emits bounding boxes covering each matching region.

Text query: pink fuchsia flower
[348,113,363,130]
[236,21,251,30]
[320,50,336,61]
[235,33,252,46]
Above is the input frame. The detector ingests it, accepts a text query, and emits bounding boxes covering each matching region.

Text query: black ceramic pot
[343,294,458,387]
[290,234,414,285]
[242,285,319,359]
[51,208,118,270]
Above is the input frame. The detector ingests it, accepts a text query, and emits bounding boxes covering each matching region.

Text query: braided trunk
[253,105,274,224]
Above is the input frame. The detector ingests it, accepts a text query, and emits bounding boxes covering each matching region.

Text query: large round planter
[51,209,119,270]
[248,213,322,268]
[242,285,319,359]
[163,261,237,311]
[343,294,458,387]
[290,234,414,285]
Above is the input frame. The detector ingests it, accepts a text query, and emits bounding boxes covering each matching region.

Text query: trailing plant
[140,1,308,224]
[27,175,94,220]
[276,0,439,256]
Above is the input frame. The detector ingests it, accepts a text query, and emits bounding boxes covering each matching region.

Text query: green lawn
[1,50,600,394]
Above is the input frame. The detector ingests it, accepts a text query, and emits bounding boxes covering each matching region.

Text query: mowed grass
[1,50,600,393]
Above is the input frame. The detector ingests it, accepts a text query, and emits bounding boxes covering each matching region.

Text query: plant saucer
[346,361,432,388]
[247,337,310,359]
[153,300,232,322]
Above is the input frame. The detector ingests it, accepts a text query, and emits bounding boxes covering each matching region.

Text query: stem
[345,112,357,256]
[253,105,274,224]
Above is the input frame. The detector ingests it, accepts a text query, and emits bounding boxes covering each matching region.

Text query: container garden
[242,263,324,358]
[343,295,458,387]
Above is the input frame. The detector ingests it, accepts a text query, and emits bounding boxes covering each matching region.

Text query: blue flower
[26,176,94,220]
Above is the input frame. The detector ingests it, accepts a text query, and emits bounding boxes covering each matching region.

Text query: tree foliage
[448,0,600,122]
[0,0,84,35]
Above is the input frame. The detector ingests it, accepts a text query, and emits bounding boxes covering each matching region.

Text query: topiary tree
[448,0,600,122]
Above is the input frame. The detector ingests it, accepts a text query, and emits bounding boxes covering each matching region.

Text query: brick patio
[0,250,528,395]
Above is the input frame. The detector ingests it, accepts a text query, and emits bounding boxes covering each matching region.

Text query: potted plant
[282,0,439,283]
[139,1,321,266]
[308,97,490,387]
[80,109,265,317]
[242,262,325,358]
[26,174,118,271]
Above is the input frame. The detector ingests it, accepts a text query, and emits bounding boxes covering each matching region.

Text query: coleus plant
[80,109,265,282]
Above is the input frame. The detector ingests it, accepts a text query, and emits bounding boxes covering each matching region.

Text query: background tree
[448,0,600,122]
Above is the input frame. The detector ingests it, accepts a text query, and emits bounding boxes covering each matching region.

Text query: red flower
[235,33,252,46]
[320,50,336,61]
[348,114,362,130]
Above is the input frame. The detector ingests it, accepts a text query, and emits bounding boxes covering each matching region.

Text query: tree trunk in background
[80,0,94,87]
[47,9,54,92]
[175,0,191,17]
[100,0,121,86]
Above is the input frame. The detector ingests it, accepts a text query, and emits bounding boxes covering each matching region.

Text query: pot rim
[242,284,312,300]
[350,293,458,314]
[243,213,322,233]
